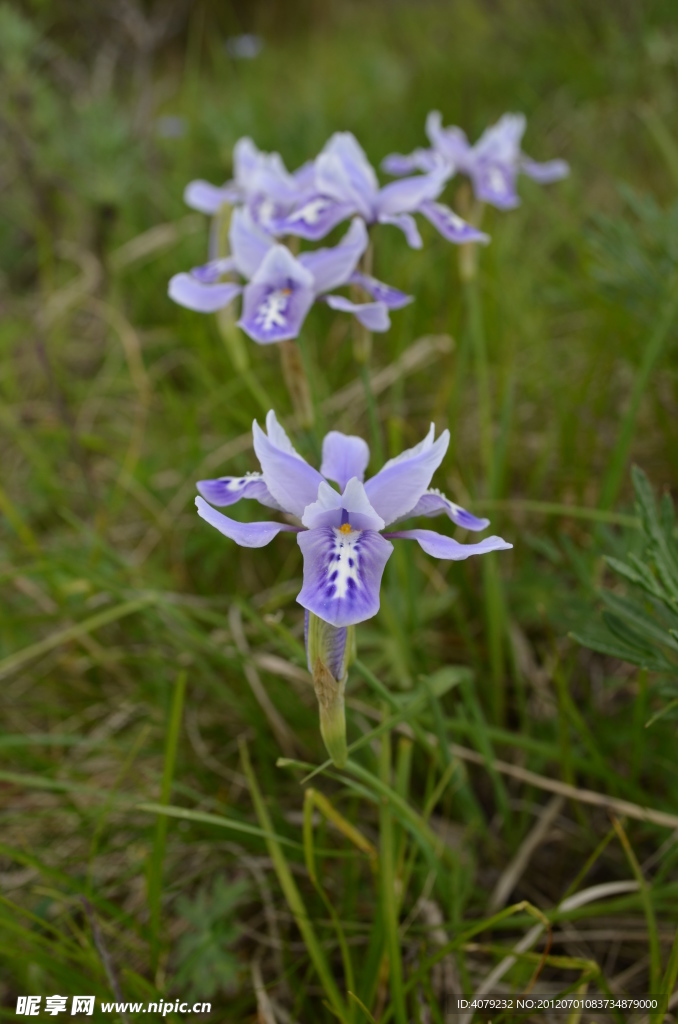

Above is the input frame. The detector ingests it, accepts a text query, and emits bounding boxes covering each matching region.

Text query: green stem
[598,276,678,511]
[360,362,385,466]
[353,239,385,464]
[464,275,494,486]
[294,331,321,458]
[463,273,505,718]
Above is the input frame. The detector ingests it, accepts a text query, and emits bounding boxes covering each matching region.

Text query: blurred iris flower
[168,212,410,343]
[183,136,316,232]
[195,411,511,628]
[269,131,488,248]
[384,111,569,210]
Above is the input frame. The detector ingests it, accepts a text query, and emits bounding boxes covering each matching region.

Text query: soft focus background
[2,1,678,1019]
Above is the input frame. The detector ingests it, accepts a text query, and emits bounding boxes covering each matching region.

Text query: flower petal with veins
[297,526,393,627]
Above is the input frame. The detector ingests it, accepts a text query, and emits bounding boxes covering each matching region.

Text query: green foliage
[588,183,678,323]
[573,467,678,720]
[172,877,249,1001]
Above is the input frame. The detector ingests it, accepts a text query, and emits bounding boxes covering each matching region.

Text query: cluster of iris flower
[170,111,567,763]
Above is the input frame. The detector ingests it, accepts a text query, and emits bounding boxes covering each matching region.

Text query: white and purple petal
[232,137,262,187]
[229,207,273,279]
[190,257,237,284]
[168,274,242,314]
[184,179,240,214]
[377,168,449,216]
[474,113,526,165]
[320,431,370,491]
[417,201,490,245]
[393,488,490,531]
[238,246,315,344]
[364,424,450,526]
[426,111,471,168]
[297,526,393,627]
[520,156,569,184]
[377,212,423,249]
[384,528,512,560]
[252,413,324,517]
[302,478,384,532]
[472,161,520,210]
[381,149,442,177]
[320,133,379,208]
[298,218,368,293]
[323,295,391,332]
[348,271,413,310]
[195,497,301,548]
[196,472,283,511]
[271,195,355,241]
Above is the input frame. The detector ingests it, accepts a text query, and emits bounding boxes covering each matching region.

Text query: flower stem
[279,338,315,429]
[360,362,385,467]
[353,240,385,465]
[216,307,271,416]
[461,226,506,723]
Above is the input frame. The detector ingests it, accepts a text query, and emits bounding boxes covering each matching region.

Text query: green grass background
[2,0,678,1019]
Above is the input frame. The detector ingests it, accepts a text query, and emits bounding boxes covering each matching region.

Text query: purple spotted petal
[392,488,490,531]
[377,212,423,249]
[377,168,449,215]
[297,527,393,627]
[302,478,384,532]
[195,497,301,547]
[229,207,273,279]
[238,246,315,344]
[364,424,450,526]
[252,412,324,517]
[348,271,413,310]
[168,274,242,313]
[520,156,569,184]
[271,195,356,241]
[184,179,239,214]
[297,218,367,293]
[472,161,520,210]
[384,528,512,560]
[196,472,283,511]
[417,200,490,245]
[381,149,441,176]
[320,431,370,490]
[324,295,390,332]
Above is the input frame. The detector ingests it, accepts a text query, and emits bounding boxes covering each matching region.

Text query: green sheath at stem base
[312,660,348,769]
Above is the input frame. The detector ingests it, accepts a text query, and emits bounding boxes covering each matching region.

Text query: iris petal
[297,526,393,627]
[364,424,450,525]
[384,528,512,559]
[195,497,301,548]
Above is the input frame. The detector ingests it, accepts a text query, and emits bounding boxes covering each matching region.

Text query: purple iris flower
[168,211,410,343]
[195,411,512,629]
[383,112,569,211]
[268,132,488,249]
[183,137,316,232]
